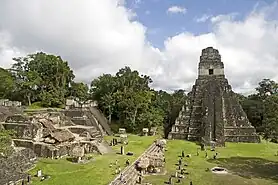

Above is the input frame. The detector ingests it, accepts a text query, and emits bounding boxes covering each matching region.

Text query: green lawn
[29,135,157,185]
[27,136,278,185]
[146,140,278,185]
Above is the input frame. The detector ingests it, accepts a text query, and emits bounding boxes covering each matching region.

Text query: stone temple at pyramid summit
[168,47,260,146]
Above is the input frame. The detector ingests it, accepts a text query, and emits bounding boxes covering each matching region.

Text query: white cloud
[0,0,278,95]
[196,14,212,23]
[167,6,187,14]
[210,13,239,23]
[157,3,278,93]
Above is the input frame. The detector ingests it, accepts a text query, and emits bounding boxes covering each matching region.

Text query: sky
[0,0,278,95]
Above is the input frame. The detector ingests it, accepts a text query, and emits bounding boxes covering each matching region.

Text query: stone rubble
[109,139,166,185]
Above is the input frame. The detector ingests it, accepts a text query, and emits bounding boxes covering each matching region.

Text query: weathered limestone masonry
[0,99,21,107]
[64,99,112,136]
[0,99,22,122]
[109,140,165,185]
[168,47,260,146]
[0,148,36,185]
[0,99,113,183]
[2,113,108,157]
[0,101,113,158]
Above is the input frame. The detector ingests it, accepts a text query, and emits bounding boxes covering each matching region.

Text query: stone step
[225,135,259,137]
[88,107,112,135]
[90,132,102,139]
[71,118,92,126]
[67,126,97,134]
[109,142,159,185]
[64,110,84,118]
[113,169,138,185]
[126,170,138,185]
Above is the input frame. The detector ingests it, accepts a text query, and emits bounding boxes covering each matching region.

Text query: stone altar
[168,47,260,146]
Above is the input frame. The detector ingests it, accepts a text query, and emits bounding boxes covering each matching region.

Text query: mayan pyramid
[168,47,260,146]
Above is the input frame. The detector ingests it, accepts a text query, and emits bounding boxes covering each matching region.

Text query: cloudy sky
[0,0,278,94]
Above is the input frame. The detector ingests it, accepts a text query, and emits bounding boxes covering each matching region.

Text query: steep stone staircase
[64,107,112,137]
[109,142,160,185]
[95,140,113,154]
[63,109,103,139]
[88,107,112,135]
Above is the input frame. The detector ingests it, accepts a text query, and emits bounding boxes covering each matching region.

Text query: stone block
[119,128,126,134]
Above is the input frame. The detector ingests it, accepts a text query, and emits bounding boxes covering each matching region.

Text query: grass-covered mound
[29,135,157,185]
[146,140,278,185]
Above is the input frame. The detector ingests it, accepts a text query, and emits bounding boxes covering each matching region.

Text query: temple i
[168,47,260,146]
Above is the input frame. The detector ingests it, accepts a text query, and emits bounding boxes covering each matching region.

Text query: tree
[0,68,15,99]
[138,106,164,130]
[113,89,153,131]
[262,94,278,142]
[89,66,163,132]
[10,57,41,105]
[100,93,115,123]
[90,74,118,103]
[235,93,247,105]
[151,89,187,137]
[115,66,151,91]
[256,79,278,99]
[240,94,264,131]
[10,52,75,107]
[68,82,89,104]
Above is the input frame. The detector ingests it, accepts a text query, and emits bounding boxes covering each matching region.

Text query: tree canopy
[0,52,278,140]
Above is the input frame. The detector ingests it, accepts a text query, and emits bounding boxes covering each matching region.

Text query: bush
[27,101,43,109]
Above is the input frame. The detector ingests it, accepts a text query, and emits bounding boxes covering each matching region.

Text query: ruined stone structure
[168,47,260,146]
[0,99,22,122]
[0,99,113,183]
[1,112,111,158]
[0,99,113,158]
[0,99,21,107]
[109,139,165,185]
[64,98,112,136]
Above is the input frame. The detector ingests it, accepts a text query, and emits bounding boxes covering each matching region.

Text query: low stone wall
[0,99,21,107]
[168,132,188,140]
[64,110,85,118]
[225,135,260,143]
[71,117,91,126]
[13,139,54,157]
[68,127,97,135]
[13,139,102,157]
[224,127,257,136]
[5,115,31,123]
[2,122,42,140]
[65,99,98,110]
[0,106,23,122]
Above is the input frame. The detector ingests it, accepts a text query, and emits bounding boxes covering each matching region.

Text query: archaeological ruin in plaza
[168,47,260,146]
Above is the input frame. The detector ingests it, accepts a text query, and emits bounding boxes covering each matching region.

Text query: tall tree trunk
[132,108,138,131]
[108,105,112,123]
[27,94,31,106]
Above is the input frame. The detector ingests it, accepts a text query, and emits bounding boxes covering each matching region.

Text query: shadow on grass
[208,157,278,182]
[66,157,78,163]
